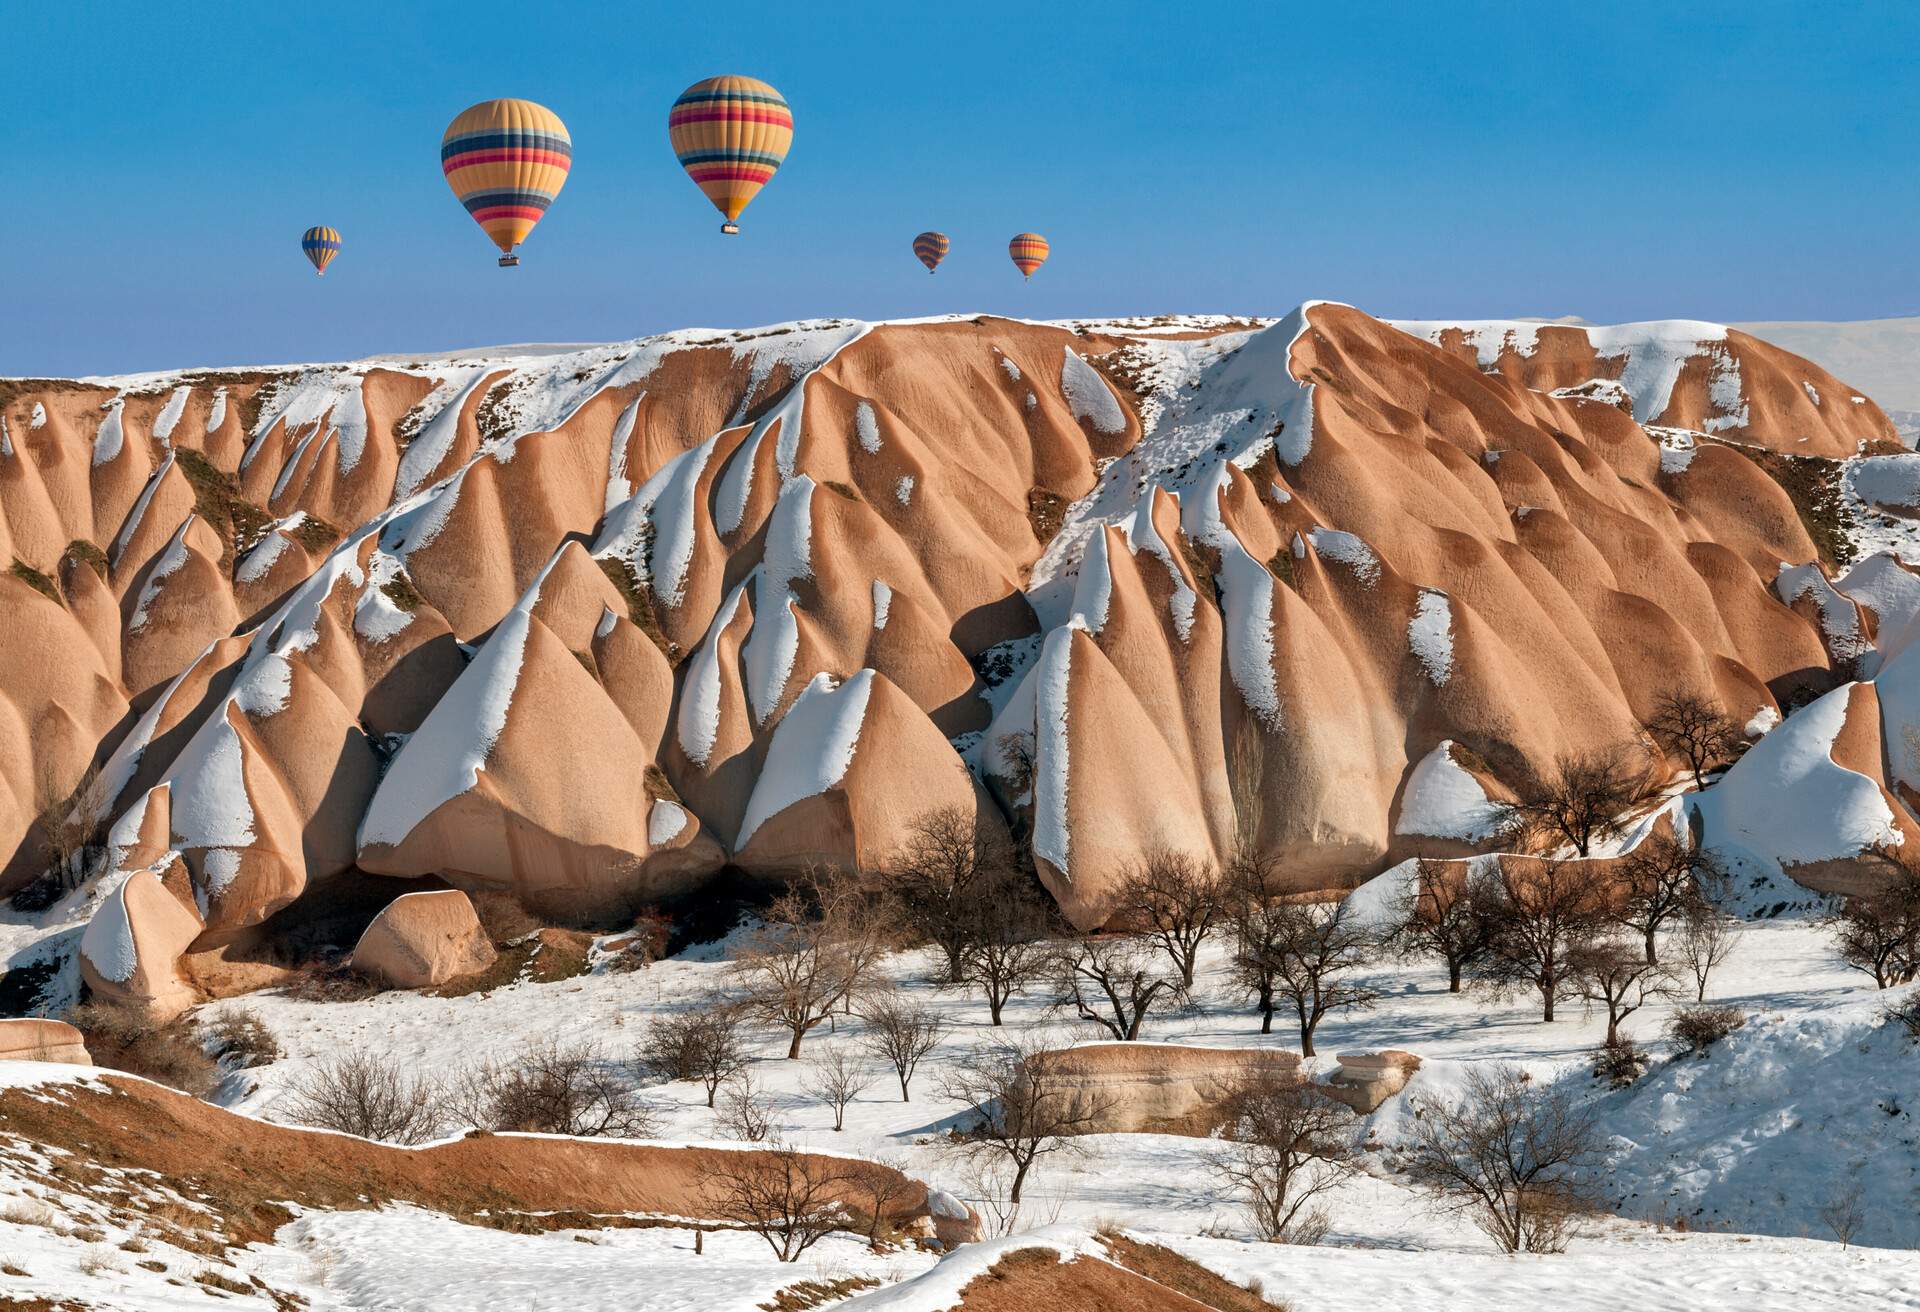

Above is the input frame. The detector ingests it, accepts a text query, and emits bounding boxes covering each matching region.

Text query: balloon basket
[498,255,520,267]
[721,222,740,235]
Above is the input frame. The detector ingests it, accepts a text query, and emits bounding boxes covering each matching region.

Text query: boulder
[1021,1043,1302,1135]
[1324,1050,1421,1112]
[0,1019,92,1065]
[349,890,496,989]
[78,863,206,1021]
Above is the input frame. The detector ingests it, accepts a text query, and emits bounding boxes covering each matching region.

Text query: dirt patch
[954,1238,1285,1311]
[172,446,272,567]
[8,559,60,603]
[595,554,677,661]
[59,540,108,583]
[1027,487,1069,545]
[426,927,592,998]
[1724,443,1850,569]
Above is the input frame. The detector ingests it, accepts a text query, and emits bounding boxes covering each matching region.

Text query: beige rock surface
[348,890,496,989]
[0,1018,92,1065]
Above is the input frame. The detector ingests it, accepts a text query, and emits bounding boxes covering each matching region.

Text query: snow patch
[1307,526,1382,586]
[1396,742,1505,841]
[151,385,190,443]
[91,396,126,466]
[871,579,892,630]
[854,400,881,454]
[1407,590,1453,685]
[1060,349,1128,434]
[735,672,874,849]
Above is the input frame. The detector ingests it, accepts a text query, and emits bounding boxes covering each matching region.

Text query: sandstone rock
[1022,1043,1303,1135]
[349,890,496,989]
[1325,1050,1421,1113]
[0,1018,92,1065]
[77,863,205,1020]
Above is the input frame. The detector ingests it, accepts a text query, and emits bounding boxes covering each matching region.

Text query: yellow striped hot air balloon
[912,231,949,273]
[440,99,572,267]
[1009,233,1050,280]
[301,226,342,276]
[668,76,792,234]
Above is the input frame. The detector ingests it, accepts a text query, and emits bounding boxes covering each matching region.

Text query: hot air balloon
[912,231,949,273]
[440,99,572,267]
[301,226,342,276]
[668,76,792,234]
[1009,233,1050,280]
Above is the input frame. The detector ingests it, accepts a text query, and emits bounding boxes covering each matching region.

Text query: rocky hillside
[3,305,1916,1009]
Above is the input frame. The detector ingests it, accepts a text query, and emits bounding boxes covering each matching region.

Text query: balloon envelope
[1009,233,1049,279]
[669,76,792,230]
[912,231,949,273]
[441,99,572,255]
[301,226,342,276]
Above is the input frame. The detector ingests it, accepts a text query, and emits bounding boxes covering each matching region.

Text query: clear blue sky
[6,1,1917,376]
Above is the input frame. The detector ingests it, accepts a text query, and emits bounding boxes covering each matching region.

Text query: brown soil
[953,1236,1285,1311]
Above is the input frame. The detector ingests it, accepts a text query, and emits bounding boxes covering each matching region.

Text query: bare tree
[717,1071,776,1142]
[730,891,857,1058]
[1817,1179,1867,1249]
[285,1052,442,1145]
[940,1035,1114,1206]
[449,1040,661,1138]
[1401,1063,1604,1254]
[1475,859,1605,1022]
[1570,940,1677,1046]
[636,1006,749,1108]
[801,1045,872,1132]
[702,1143,852,1262]
[14,760,109,907]
[1114,848,1226,989]
[858,993,947,1101]
[887,806,1014,984]
[1210,1072,1361,1243]
[1221,852,1290,1033]
[809,867,899,1017]
[1826,867,1920,989]
[841,1155,922,1244]
[956,867,1054,1025]
[1676,905,1742,1002]
[1267,898,1380,1057]
[1647,690,1745,789]
[1613,834,1726,963]
[1504,745,1655,858]
[1391,858,1497,994]
[1054,936,1181,1041]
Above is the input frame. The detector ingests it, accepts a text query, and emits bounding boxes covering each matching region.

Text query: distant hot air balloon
[912,231,949,273]
[440,99,572,267]
[669,76,792,234]
[301,226,342,276]
[1009,233,1049,280]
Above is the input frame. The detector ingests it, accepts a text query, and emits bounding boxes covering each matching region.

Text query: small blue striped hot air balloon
[301,226,342,276]
[912,231,949,273]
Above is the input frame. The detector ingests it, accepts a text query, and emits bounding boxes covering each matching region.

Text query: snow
[111,450,177,563]
[734,671,873,849]
[712,322,871,535]
[1701,347,1749,434]
[1066,529,1113,634]
[1775,562,1870,663]
[1648,425,1701,474]
[855,400,881,454]
[29,401,47,428]
[1307,526,1382,586]
[603,393,642,513]
[1804,380,1822,406]
[75,871,139,982]
[742,477,816,725]
[393,369,492,499]
[151,385,190,443]
[91,395,126,465]
[1029,627,1076,875]
[1059,349,1128,434]
[1407,590,1453,685]
[244,369,372,481]
[1217,537,1281,730]
[839,1227,1101,1311]
[1390,319,1542,367]
[236,514,304,585]
[871,579,893,630]
[127,519,192,630]
[205,386,227,432]
[0,416,9,458]
[1694,681,1903,869]
[998,354,1022,382]
[357,550,558,848]
[676,582,748,768]
[1395,742,1505,841]
[596,431,720,608]
[1849,453,1920,510]
[647,799,689,847]
[895,475,915,506]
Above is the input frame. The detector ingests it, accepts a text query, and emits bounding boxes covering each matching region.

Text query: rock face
[1025,1043,1304,1135]
[0,1018,92,1065]
[1325,1051,1421,1113]
[349,890,496,989]
[3,308,1917,985]
[77,865,206,1020]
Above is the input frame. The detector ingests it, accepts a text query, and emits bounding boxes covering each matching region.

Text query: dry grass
[759,1276,882,1311]
[8,559,60,603]
[68,1000,221,1096]
[203,1008,281,1069]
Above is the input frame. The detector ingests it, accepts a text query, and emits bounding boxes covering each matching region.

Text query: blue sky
[6,1,1917,376]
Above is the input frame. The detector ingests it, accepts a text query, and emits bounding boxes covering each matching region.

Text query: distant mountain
[1731,316,1920,438]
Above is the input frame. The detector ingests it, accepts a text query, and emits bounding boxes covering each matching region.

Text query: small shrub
[78,1246,120,1276]
[448,1039,661,1138]
[69,1000,220,1096]
[1885,990,1920,1044]
[284,963,384,1003]
[470,891,541,945]
[202,1008,280,1069]
[1592,1037,1648,1088]
[285,1052,442,1144]
[9,557,61,603]
[194,1268,252,1295]
[1667,1003,1746,1055]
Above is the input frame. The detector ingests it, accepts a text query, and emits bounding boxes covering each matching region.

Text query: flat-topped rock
[0,1018,92,1065]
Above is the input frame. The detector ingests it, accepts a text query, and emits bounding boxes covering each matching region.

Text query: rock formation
[3,305,1918,990]
[348,889,496,989]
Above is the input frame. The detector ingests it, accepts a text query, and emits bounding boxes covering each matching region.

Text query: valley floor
[4,909,1918,1309]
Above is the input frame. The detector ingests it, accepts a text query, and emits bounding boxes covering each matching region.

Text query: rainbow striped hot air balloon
[669,76,792,235]
[912,231,949,273]
[441,99,572,267]
[301,226,342,276]
[1009,233,1050,280]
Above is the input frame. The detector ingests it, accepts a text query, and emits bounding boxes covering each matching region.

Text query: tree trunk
[1260,1006,1274,1034]
[898,1075,910,1101]
[1644,927,1658,965]
[1541,984,1555,1023]
[1298,1005,1315,1057]
[1605,1016,1620,1046]
[1447,960,1463,993]
[787,1029,804,1060]
[1009,1158,1031,1205]
[988,994,1004,1025]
